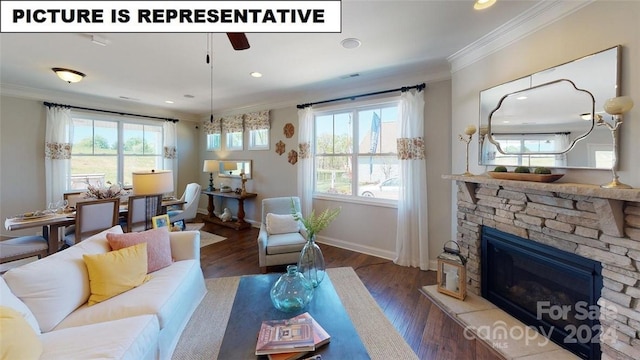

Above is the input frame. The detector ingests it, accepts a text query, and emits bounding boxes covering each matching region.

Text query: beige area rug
[184,223,226,248]
[172,267,418,360]
[198,231,226,248]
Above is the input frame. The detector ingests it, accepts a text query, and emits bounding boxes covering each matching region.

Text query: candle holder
[240,172,248,196]
[596,96,634,189]
[459,125,477,176]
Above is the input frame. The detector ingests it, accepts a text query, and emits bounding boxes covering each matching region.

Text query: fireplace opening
[481,227,602,359]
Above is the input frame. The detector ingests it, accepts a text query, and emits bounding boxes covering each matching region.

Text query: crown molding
[448,0,595,74]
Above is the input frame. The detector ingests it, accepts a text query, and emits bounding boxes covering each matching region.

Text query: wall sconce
[437,241,467,300]
[203,160,219,191]
[596,96,634,189]
[52,67,86,83]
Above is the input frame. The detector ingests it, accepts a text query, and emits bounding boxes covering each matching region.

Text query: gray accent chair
[257,197,307,273]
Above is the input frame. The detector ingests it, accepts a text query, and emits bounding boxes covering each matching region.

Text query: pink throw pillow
[106,228,172,273]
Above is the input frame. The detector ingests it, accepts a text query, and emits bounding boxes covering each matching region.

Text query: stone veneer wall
[452,179,640,360]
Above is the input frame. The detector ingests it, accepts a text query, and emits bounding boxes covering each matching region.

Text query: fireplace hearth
[482,226,602,359]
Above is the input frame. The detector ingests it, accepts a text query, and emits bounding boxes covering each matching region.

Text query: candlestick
[459,125,477,177]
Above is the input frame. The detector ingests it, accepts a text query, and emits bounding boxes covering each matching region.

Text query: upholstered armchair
[168,183,201,223]
[257,197,307,273]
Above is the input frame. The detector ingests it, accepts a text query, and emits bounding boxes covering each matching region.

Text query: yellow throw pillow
[83,243,151,306]
[0,306,43,360]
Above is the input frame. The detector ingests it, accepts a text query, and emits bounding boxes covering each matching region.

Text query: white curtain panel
[297,107,314,217]
[394,90,429,270]
[45,106,73,204]
[554,133,569,167]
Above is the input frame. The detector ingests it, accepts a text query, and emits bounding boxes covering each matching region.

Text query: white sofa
[0,225,206,360]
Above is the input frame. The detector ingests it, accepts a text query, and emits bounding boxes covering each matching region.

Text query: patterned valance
[244,110,270,131]
[45,142,72,160]
[202,118,222,135]
[222,115,244,133]
[396,137,425,160]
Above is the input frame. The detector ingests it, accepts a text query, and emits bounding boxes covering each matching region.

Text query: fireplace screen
[481,227,602,359]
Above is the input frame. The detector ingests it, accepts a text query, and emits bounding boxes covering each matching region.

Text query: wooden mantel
[443,174,640,238]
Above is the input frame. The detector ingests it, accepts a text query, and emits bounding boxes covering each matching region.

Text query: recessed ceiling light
[516,96,528,100]
[250,72,263,78]
[474,0,497,10]
[340,38,361,49]
[165,100,174,104]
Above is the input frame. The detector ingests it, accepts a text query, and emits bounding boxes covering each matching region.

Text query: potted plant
[291,198,341,287]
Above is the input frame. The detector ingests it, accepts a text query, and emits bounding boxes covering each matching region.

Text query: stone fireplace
[444,175,640,360]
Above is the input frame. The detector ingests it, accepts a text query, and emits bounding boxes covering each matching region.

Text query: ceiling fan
[226,33,250,50]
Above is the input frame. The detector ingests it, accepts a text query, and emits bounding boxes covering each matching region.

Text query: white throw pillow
[2,225,123,332]
[266,213,300,235]
[0,277,41,334]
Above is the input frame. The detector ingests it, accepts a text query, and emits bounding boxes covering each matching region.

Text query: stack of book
[255,312,331,360]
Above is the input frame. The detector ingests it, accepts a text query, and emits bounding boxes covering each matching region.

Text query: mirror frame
[478,45,621,169]
[487,79,596,155]
[218,160,252,179]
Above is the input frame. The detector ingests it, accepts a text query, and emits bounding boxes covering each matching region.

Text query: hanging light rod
[296,83,426,109]
[43,102,179,123]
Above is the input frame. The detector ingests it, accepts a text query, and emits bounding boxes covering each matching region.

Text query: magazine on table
[255,316,315,355]
[268,313,331,360]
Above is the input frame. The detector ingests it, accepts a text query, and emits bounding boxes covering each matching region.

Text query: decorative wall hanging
[288,150,298,165]
[275,140,286,155]
[284,123,295,138]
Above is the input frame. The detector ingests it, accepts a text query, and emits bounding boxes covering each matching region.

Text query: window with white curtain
[70,112,165,189]
[314,99,400,201]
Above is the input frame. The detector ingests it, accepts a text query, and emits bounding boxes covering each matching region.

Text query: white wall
[450,1,640,237]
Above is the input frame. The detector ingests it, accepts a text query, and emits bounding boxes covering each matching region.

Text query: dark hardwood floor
[197,218,494,360]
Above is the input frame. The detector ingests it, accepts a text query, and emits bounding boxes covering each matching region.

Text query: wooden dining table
[4,198,185,255]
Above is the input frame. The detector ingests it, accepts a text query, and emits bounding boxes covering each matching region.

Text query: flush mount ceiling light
[474,0,497,10]
[340,38,361,49]
[250,71,263,78]
[52,67,86,83]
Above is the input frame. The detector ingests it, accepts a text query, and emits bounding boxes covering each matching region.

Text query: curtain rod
[296,83,426,109]
[43,102,179,123]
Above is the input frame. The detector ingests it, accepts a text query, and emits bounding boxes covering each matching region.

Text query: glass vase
[297,235,325,288]
[270,265,314,312]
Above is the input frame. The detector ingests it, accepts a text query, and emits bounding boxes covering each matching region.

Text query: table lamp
[132,170,174,229]
[203,160,219,191]
[223,161,238,175]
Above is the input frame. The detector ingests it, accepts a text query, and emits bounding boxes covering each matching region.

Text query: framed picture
[171,219,186,232]
[151,214,170,229]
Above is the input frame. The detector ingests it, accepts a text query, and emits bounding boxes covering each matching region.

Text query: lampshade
[52,67,86,83]
[603,96,634,115]
[203,160,219,172]
[132,170,174,195]
[223,162,238,171]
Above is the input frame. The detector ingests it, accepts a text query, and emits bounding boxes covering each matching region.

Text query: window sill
[313,193,398,209]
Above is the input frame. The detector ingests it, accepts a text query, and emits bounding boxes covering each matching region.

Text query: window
[70,113,164,190]
[226,131,243,150]
[206,133,221,151]
[249,128,269,150]
[314,100,400,201]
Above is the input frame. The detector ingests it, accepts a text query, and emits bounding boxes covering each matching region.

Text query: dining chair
[64,198,120,245]
[126,194,163,232]
[63,191,88,208]
[0,235,49,266]
[168,183,202,223]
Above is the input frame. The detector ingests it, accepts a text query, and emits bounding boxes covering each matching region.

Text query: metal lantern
[437,241,467,300]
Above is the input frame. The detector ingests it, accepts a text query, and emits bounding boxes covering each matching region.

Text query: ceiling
[0,1,543,117]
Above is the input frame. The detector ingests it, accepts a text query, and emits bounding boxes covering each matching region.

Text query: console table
[202,190,257,230]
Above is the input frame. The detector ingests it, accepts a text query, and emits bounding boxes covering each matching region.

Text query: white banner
[1,1,342,32]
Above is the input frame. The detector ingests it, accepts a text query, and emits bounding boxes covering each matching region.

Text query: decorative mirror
[479,45,620,169]
[218,160,252,179]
